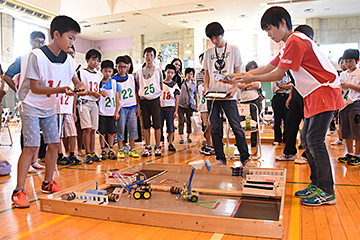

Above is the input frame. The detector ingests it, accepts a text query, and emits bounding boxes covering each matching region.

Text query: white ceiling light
[194,4,205,8]
[238,14,247,18]
[304,8,313,13]
[179,20,188,24]
[103,30,112,34]
[168,22,172,25]
[163,8,215,17]
[117,29,121,32]
[132,12,142,16]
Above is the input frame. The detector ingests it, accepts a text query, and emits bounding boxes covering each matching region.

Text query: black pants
[283,89,304,155]
[271,93,289,143]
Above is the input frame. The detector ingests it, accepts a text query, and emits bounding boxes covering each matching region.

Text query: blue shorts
[21,114,60,147]
[161,110,175,134]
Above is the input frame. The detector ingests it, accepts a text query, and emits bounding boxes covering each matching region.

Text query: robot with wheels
[170,160,212,202]
[133,182,152,200]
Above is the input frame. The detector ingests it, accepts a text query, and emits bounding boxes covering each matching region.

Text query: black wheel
[133,191,142,199]
[143,191,151,199]
[190,195,198,202]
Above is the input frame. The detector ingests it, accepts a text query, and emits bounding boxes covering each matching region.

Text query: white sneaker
[31,161,45,169]
[275,153,296,161]
[243,160,257,167]
[28,165,37,173]
[272,142,280,146]
[294,156,308,164]
[331,139,343,145]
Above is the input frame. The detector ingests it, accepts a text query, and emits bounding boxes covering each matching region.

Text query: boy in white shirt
[198,80,214,155]
[12,15,87,208]
[98,60,120,160]
[112,56,140,158]
[78,49,104,164]
[160,64,180,151]
[56,46,82,166]
[136,47,163,157]
[337,49,360,166]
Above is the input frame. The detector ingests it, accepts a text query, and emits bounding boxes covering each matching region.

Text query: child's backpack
[0,160,11,175]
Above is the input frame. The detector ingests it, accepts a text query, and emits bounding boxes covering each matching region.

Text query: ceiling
[5,0,360,41]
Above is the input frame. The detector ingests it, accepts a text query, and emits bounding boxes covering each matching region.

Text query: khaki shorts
[78,101,99,130]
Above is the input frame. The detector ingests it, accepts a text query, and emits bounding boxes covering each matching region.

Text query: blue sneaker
[301,188,336,206]
[84,154,93,164]
[295,183,317,198]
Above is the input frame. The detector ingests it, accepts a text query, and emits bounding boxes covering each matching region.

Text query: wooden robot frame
[40,163,286,239]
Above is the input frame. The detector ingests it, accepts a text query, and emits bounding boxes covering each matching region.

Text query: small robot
[133,182,152,200]
[171,160,212,203]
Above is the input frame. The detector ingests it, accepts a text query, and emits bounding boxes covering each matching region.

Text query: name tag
[215,74,223,81]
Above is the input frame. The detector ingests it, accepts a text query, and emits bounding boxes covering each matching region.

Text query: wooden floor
[1,127,360,240]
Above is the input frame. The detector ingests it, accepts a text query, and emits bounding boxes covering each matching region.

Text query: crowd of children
[3,5,358,210]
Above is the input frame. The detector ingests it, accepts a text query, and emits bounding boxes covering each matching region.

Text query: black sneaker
[107,151,117,160]
[84,154,93,164]
[154,146,162,156]
[69,155,82,165]
[142,146,152,157]
[92,153,101,162]
[168,144,176,152]
[100,150,107,160]
[57,156,74,166]
[338,153,353,163]
[347,155,360,166]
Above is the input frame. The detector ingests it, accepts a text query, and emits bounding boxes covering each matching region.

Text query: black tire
[190,195,198,202]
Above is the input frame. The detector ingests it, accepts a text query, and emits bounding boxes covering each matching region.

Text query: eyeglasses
[33,39,45,44]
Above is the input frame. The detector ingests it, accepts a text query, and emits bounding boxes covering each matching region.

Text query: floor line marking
[210,233,223,240]
[9,215,69,240]
[288,164,301,240]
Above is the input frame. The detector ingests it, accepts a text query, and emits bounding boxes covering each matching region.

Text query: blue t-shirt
[5,56,21,78]
[100,79,121,92]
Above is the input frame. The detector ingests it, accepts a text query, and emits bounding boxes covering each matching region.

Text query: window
[13,18,48,58]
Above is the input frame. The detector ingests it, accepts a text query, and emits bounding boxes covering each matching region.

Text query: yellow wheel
[143,191,151,199]
[133,191,142,199]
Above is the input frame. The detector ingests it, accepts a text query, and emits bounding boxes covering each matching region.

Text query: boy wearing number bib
[78,49,104,164]
[160,64,180,152]
[112,56,140,158]
[197,82,214,155]
[98,60,120,160]
[136,47,164,157]
[12,16,87,208]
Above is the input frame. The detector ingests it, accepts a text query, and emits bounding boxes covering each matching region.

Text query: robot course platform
[40,162,286,239]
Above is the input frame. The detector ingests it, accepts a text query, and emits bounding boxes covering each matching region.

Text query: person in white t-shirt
[55,46,82,166]
[135,47,163,157]
[78,49,104,164]
[12,16,87,208]
[160,64,180,151]
[337,49,360,166]
[238,61,262,148]
[202,22,251,167]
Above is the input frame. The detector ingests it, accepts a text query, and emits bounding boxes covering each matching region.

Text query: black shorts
[98,115,118,134]
[140,97,161,129]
